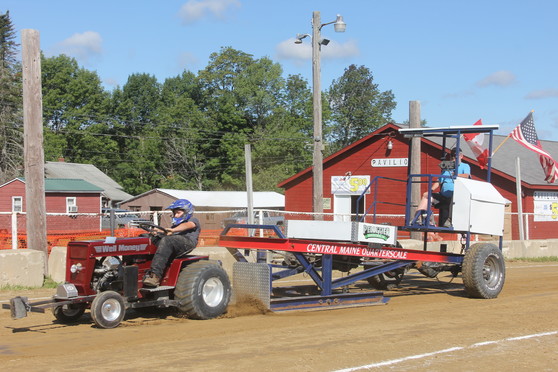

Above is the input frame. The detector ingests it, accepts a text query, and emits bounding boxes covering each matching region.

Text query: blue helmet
[166,199,194,225]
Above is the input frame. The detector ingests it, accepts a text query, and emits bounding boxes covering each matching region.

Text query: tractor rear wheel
[174,260,231,319]
[462,243,505,299]
[52,303,86,323]
[90,291,126,328]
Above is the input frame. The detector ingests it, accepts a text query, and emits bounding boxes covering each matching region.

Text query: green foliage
[0,276,60,291]
[326,64,396,155]
[0,11,23,183]
[4,37,397,195]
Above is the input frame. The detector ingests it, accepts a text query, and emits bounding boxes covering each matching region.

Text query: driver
[143,199,201,287]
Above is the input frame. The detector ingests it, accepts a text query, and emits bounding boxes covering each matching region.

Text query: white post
[258,210,264,237]
[515,157,524,241]
[524,213,530,240]
[245,144,254,237]
[153,211,159,226]
[11,212,18,250]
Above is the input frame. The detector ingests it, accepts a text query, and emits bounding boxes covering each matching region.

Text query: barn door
[334,194,366,222]
[334,194,352,222]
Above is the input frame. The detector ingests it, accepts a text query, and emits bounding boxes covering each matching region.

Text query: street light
[295,11,346,219]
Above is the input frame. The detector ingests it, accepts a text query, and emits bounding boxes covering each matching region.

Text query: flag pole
[492,135,511,156]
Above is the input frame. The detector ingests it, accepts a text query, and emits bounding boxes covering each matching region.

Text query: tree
[250,74,314,191]
[107,73,164,194]
[326,64,396,154]
[0,11,23,183]
[197,47,287,190]
[157,71,211,190]
[42,54,112,164]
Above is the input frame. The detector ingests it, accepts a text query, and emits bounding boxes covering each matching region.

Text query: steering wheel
[134,221,169,236]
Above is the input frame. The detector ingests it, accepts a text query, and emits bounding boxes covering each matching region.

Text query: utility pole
[296,12,345,220]
[311,11,324,220]
[22,29,48,272]
[409,101,422,240]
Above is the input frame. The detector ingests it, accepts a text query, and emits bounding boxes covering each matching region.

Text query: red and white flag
[511,111,558,183]
[463,119,489,169]
[540,155,558,183]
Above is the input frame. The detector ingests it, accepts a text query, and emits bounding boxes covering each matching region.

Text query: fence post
[11,212,17,250]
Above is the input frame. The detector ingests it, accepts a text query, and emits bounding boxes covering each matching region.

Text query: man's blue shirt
[439,162,470,198]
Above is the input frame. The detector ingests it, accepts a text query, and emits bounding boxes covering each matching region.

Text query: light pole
[296,12,346,219]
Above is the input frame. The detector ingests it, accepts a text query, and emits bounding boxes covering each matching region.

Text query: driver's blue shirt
[439,162,470,198]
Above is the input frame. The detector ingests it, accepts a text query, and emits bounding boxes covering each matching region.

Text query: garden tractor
[3,222,231,329]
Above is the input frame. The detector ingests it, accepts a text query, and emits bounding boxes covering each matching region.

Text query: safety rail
[356,176,407,223]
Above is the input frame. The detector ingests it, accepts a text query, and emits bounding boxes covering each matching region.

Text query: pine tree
[0,11,23,183]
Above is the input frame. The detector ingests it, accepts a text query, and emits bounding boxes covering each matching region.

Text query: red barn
[279,123,558,240]
[0,178,103,232]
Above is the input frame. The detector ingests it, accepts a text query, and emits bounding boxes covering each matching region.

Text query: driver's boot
[143,272,160,287]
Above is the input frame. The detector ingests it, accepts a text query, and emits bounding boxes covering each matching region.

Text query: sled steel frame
[220,224,462,298]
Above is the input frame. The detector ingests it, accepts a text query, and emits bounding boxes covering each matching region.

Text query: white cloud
[476,70,516,87]
[525,89,558,99]
[52,31,103,63]
[178,0,241,24]
[177,51,199,70]
[103,77,119,88]
[276,38,359,61]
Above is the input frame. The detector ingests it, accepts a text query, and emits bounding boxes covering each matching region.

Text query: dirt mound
[222,295,272,318]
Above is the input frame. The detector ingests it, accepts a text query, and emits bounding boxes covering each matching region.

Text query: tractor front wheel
[174,261,231,319]
[90,291,126,328]
[462,243,505,299]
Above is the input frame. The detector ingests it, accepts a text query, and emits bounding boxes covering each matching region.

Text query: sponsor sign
[534,191,558,222]
[331,175,370,195]
[305,243,407,259]
[354,222,397,245]
[94,243,148,254]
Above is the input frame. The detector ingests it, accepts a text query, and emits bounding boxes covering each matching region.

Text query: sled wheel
[366,273,389,290]
[366,268,406,290]
[462,243,505,299]
[52,303,86,323]
[174,260,231,320]
[90,291,126,328]
[366,242,405,290]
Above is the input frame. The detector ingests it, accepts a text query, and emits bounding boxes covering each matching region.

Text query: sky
[3,0,558,142]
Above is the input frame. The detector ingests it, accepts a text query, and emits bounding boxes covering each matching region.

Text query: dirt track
[1,261,557,371]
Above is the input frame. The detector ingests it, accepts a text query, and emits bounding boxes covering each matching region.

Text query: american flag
[510,112,558,183]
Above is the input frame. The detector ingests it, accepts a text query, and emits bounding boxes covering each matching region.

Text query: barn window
[12,196,23,212]
[67,197,78,213]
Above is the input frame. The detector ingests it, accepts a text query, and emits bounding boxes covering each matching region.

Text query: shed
[119,189,285,230]
[0,178,104,232]
[45,161,132,207]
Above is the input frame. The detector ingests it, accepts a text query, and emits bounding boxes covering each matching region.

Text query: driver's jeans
[150,235,196,278]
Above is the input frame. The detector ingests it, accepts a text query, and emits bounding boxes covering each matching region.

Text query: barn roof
[2,178,103,193]
[121,189,285,209]
[45,161,132,202]
[278,122,558,189]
